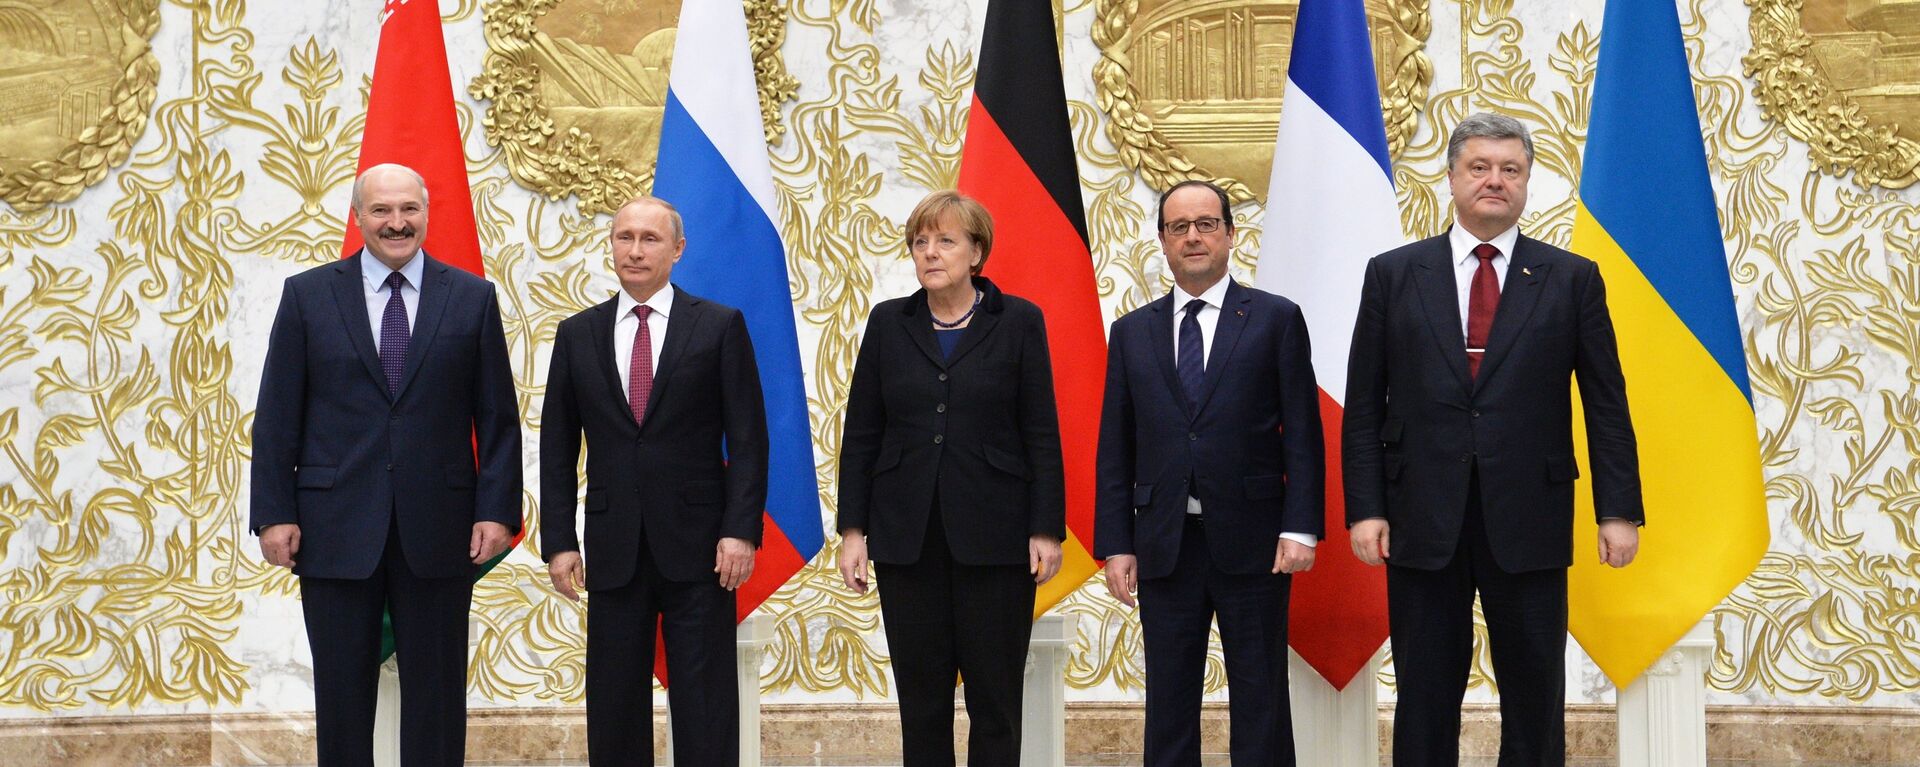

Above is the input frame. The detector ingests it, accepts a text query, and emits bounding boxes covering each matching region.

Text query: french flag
[1251,0,1396,690]
[653,0,823,620]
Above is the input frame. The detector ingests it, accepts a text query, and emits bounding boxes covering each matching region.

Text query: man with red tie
[1342,113,1645,766]
[539,195,769,766]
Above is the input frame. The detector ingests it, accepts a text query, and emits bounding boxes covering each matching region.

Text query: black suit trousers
[874,504,1035,767]
[300,520,473,767]
[1387,470,1568,767]
[585,544,739,767]
[1137,516,1293,767]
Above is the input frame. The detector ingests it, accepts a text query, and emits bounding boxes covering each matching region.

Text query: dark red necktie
[628,305,654,424]
[1466,243,1500,378]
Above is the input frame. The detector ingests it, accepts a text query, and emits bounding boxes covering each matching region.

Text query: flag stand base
[1019,614,1081,766]
[1290,645,1383,766]
[1616,617,1713,767]
[662,614,777,766]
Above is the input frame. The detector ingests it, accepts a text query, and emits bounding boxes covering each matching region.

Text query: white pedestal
[1616,617,1714,767]
[373,657,400,767]
[1288,646,1382,767]
[1019,614,1080,767]
[664,615,776,766]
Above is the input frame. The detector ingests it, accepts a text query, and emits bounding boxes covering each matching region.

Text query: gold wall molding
[1747,0,1920,189]
[0,0,161,212]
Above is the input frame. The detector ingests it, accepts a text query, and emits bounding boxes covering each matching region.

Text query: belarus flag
[1251,0,1396,690]
[654,0,824,621]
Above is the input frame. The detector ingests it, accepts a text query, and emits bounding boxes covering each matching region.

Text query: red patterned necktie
[628,305,654,424]
[1466,243,1500,378]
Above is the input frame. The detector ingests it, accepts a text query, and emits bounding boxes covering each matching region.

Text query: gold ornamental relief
[470,0,797,216]
[1093,0,1430,203]
[0,0,161,212]
[1748,0,1920,189]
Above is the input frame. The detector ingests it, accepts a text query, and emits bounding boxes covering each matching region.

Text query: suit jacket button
[933,434,944,444]
[1459,454,1470,463]
[938,373,948,382]
[385,463,393,471]
[1471,410,1481,418]
[936,403,946,413]
[1188,432,1197,441]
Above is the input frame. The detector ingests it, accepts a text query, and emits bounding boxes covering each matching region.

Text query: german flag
[958,0,1104,616]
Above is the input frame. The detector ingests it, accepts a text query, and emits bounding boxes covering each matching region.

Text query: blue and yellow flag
[1568,0,1769,687]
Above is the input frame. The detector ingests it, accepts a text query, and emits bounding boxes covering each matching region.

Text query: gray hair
[1446,113,1534,169]
[614,195,685,241]
[350,163,430,211]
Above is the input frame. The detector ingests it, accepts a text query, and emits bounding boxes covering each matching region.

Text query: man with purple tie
[251,163,522,767]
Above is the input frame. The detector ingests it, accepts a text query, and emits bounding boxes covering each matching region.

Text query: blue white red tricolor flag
[654,0,824,622]
[1251,0,1396,690]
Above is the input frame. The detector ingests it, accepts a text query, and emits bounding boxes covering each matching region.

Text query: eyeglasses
[1162,217,1225,236]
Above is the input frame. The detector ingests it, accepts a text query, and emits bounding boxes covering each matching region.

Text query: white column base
[1289,646,1382,767]
[1616,617,1714,767]
[1019,614,1080,767]
[662,615,775,766]
[373,657,400,767]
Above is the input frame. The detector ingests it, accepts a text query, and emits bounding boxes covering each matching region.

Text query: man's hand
[260,523,300,569]
[1103,554,1139,608]
[837,531,870,595]
[1030,534,1063,586]
[1598,519,1639,568]
[716,537,756,590]
[1350,518,1390,566]
[470,521,512,564]
[548,551,585,601]
[1273,538,1316,574]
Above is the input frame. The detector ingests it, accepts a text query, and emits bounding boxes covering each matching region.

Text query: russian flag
[1568,0,1766,687]
[1250,0,1395,690]
[653,0,823,621]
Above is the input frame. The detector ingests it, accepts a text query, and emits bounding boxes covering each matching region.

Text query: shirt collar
[360,248,425,290]
[616,283,675,320]
[1171,274,1232,310]
[1449,220,1521,266]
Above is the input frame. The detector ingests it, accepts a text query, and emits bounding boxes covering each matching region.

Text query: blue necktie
[379,271,409,396]
[1178,298,1206,409]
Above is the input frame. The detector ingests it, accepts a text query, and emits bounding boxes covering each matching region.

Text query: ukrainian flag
[1568,0,1769,687]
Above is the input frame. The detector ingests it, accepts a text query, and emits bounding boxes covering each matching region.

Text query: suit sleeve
[1276,303,1326,539]
[1092,322,1136,558]
[1342,257,1391,525]
[836,310,886,534]
[472,284,524,534]
[719,309,769,545]
[1572,261,1645,525]
[249,278,306,533]
[1016,307,1067,541]
[538,323,582,559]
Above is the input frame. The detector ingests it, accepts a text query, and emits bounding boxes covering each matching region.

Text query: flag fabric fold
[1251,0,1397,690]
[654,0,824,622]
[958,0,1105,616]
[1568,0,1768,687]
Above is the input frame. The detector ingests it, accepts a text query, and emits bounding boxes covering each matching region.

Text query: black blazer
[250,253,523,580]
[837,277,1066,566]
[1093,279,1325,580]
[1342,232,1644,573]
[539,287,769,589]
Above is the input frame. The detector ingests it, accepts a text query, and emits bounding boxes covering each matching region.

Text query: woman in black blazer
[837,190,1067,765]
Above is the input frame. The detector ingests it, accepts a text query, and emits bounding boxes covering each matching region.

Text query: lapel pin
[1237,309,1246,316]
[1522,267,1532,276]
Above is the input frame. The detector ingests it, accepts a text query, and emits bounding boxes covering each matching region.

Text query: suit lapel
[1193,280,1251,415]
[586,298,635,429]
[640,288,701,429]
[1411,240,1472,394]
[1473,236,1551,390]
[329,254,388,397]
[1145,293,1193,421]
[393,255,452,402]
[897,293,947,369]
[943,306,999,367]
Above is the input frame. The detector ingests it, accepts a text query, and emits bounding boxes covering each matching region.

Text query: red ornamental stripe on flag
[958,0,1106,615]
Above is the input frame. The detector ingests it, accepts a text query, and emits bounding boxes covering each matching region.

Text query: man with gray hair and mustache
[1343,113,1644,765]
[252,163,522,767]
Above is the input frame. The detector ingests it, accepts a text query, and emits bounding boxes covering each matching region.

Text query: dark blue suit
[1095,278,1324,767]
[251,252,521,767]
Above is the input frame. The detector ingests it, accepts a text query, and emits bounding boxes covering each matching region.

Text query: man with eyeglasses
[1095,179,1325,766]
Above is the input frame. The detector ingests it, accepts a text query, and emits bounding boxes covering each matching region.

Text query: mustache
[377,226,417,239]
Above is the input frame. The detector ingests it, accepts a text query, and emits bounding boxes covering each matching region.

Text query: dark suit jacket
[1093,279,1325,580]
[540,286,768,589]
[1342,232,1644,573]
[250,252,523,580]
[837,277,1066,566]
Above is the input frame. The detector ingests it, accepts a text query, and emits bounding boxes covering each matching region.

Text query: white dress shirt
[1170,276,1316,548]
[1448,221,1519,340]
[614,284,674,405]
[360,249,422,352]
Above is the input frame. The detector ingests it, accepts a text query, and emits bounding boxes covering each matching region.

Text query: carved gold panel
[1749,0,1920,189]
[0,0,161,211]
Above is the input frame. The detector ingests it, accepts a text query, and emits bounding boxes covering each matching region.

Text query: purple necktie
[628,305,655,425]
[380,271,409,396]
